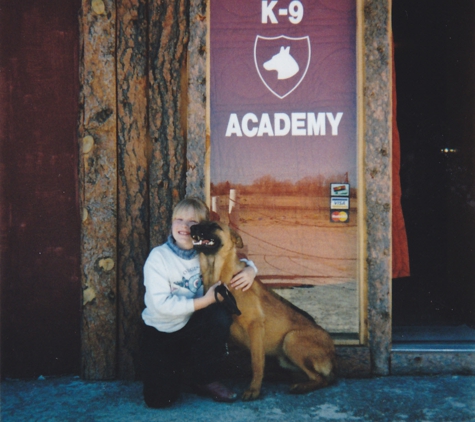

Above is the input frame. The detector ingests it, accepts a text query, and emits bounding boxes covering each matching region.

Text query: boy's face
[172,207,200,250]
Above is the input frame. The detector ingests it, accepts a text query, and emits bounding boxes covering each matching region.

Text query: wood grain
[148,0,190,247]
[79,0,118,380]
[116,0,149,380]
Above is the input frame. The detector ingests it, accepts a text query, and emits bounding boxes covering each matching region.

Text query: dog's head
[191,221,243,255]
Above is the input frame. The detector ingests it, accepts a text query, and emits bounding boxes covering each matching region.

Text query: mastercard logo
[331,211,349,222]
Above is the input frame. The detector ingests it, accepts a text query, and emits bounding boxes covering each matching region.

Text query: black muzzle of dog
[190,222,223,255]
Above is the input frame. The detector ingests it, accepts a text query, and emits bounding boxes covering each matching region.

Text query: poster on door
[209,0,359,334]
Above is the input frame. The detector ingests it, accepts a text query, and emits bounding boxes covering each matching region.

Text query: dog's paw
[241,388,260,401]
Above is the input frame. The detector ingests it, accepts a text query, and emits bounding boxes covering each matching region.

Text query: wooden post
[79,0,192,380]
[363,0,392,376]
[116,0,149,380]
[79,0,118,380]
[148,0,190,247]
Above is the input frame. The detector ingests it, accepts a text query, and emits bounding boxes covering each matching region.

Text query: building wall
[0,0,81,378]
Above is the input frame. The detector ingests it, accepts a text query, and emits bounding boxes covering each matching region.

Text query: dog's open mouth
[192,238,215,247]
[190,222,223,254]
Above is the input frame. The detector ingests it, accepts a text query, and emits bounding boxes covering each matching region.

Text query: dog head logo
[263,46,299,80]
[254,35,311,99]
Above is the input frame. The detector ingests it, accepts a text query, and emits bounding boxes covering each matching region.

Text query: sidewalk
[2,374,474,421]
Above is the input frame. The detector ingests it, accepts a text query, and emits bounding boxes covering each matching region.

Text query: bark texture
[80,0,191,379]
[116,0,149,380]
[148,0,190,247]
[79,0,118,380]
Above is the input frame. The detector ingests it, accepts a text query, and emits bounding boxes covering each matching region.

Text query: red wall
[1,0,81,378]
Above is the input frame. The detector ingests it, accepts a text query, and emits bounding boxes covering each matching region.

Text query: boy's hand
[205,281,221,302]
[194,282,221,310]
[230,266,256,291]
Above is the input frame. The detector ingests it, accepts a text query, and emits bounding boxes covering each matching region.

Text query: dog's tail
[311,353,337,385]
[288,353,337,394]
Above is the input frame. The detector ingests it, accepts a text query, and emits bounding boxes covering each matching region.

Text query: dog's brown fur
[191,221,336,401]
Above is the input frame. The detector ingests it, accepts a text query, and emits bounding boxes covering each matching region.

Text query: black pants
[142,304,232,408]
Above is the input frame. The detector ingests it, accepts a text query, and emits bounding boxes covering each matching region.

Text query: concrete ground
[2,375,474,421]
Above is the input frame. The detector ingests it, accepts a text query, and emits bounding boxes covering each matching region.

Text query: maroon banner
[209,0,358,299]
[210,0,357,187]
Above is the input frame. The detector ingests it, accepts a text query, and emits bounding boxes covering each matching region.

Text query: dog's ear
[230,228,243,248]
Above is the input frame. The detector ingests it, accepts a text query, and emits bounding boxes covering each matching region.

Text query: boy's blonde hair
[172,197,209,222]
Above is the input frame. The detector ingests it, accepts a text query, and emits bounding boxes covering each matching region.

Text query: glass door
[209,0,362,342]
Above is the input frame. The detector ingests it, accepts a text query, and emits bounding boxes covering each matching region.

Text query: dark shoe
[194,381,238,403]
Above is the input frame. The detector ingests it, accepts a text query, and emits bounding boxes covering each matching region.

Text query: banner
[209,0,359,333]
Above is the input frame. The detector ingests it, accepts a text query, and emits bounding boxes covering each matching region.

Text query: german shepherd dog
[191,221,336,401]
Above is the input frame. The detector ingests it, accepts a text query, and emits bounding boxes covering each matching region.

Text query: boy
[142,197,256,408]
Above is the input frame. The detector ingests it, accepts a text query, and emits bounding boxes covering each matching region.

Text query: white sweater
[142,236,257,333]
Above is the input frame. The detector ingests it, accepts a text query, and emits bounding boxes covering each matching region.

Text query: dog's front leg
[242,321,265,401]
